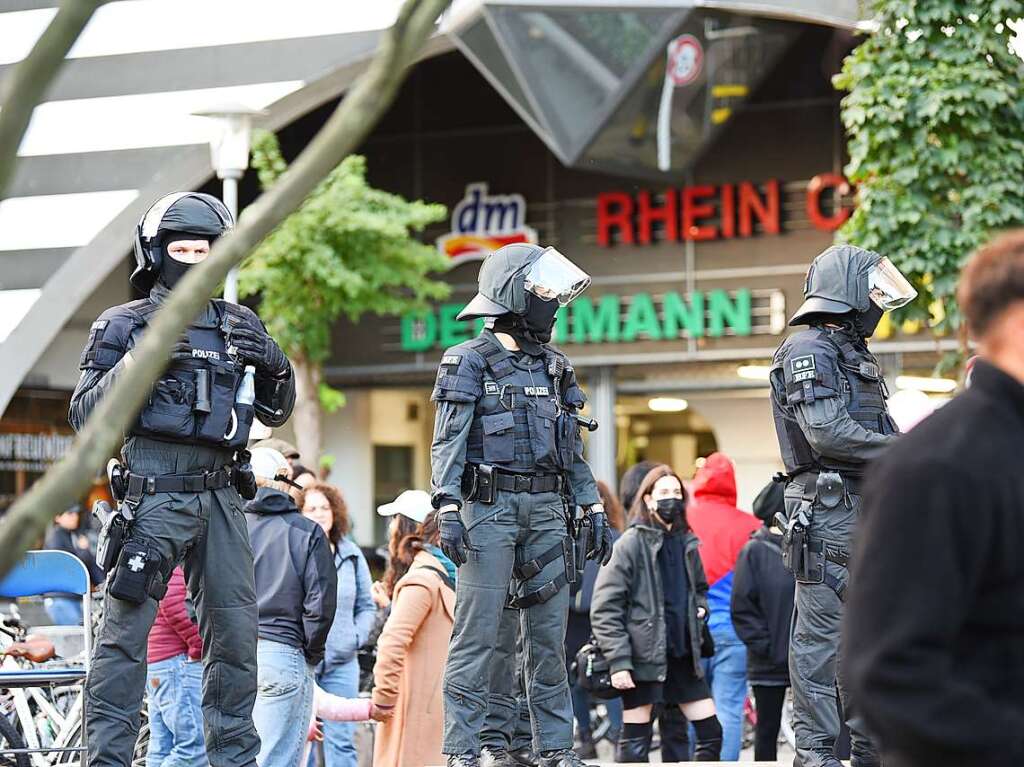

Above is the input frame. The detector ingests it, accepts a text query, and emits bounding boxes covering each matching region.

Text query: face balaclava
[853,302,884,338]
[523,293,559,342]
[491,291,560,357]
[653,497,686,527]
[157,230,208,289]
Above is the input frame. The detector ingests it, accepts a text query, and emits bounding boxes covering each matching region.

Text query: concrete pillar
[587,366,617,489]
[686,392,783,510]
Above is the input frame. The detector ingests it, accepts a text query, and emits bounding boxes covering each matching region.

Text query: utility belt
[779,469,853,601]
[462,464,564,505]
[110,453,256,510]
[791,470,864,496]
[458,464,586,611]
[94,451,258,605]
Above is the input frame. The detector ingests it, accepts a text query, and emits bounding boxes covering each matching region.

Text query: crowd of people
[45,442,801,766]
[47,444,801,766]
[42,192,1024,767]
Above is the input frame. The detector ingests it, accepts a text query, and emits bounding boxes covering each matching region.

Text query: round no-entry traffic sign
[666,34,703,87]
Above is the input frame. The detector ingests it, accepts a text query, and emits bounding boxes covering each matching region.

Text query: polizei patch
[790,355,817,382]
[441,355,462,366]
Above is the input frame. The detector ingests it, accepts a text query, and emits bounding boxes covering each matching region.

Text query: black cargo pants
[86,437,259,767]
[786,481,878,767]
[443,488,573,755]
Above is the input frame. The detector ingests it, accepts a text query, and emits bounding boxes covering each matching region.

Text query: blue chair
[0,549,92,674]
[0,550,92,761]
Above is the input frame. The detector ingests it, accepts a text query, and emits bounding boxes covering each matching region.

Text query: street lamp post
[192,103,264,304]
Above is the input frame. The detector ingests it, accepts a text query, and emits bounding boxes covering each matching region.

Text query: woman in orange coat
[371,491,456,767]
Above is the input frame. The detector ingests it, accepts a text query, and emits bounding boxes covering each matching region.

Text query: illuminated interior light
[895,375,957,394]
[737,365,772,380]
[648,397,688,413]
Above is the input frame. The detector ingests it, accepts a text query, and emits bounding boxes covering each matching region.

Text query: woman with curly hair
[372,490,456,767]
[301,482,375,767]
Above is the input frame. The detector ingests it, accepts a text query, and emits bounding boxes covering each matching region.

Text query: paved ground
[591,737,796,763]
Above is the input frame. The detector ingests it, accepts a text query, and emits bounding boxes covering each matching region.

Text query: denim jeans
[44,597,83,626]
[252,640,314,767]
[700,631,748,760]
[314,657,360,767]
[570,681,622,742]
[146,654,207,767]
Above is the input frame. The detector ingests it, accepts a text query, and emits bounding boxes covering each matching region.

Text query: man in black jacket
[244,447,336,767]
[731,479,794,761]
[845,231,1024,767]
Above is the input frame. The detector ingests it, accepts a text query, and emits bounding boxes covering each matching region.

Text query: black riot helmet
[458,243,591,351]
[789,245,916,336]
[131,192,233,292]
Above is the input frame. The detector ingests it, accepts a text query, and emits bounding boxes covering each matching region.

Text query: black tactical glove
[229,326,290,378]
[587,509,613,566]
[438,509,472,567]
[169,333,192,362]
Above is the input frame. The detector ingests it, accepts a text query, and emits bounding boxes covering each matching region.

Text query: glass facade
[449,2,802,178]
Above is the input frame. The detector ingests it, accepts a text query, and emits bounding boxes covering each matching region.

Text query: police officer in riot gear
[69,192,296,767]
[769,245,915,767]
[431,243,612,767]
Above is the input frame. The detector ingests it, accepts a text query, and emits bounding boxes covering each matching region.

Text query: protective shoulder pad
[430,342,485,404]
[79,303,141,370]
[780,330,841,406]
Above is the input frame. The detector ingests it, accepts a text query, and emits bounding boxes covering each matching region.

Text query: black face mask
[523,293,559,343]
[854,303,884,338]
[653,497,686,527]
[156,231,208,290]
[159,256,192,289]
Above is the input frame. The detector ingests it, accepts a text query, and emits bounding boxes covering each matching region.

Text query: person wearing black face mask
[590,465,722,762]
[430,244,610,767]
[768,245,916,767]
[69,192,296,767]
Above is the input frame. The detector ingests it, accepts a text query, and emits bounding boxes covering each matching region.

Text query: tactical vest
[773,330,897,476]
[129,300,254,449]
[463,335,577,475]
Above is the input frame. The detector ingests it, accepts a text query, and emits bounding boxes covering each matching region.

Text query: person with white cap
[371,491,456,767]
[244,448,337,767]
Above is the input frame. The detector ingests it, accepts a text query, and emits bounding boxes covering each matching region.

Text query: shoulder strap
[125,298,160,324]
[467,333,517,382]
[414,565,455,592]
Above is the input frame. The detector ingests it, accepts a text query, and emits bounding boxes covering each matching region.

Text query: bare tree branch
[0,0,106,201]
[0,0,452,575]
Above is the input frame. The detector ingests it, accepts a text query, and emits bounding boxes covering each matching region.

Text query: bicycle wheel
[132,707,149,767]
[0,714,30,767]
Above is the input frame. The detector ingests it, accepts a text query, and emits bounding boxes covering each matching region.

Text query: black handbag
[700,620,716,658]
[573,638,620,700]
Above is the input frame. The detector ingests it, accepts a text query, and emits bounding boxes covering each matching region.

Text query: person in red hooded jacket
[146,567,206,767]
[686,452,761,760]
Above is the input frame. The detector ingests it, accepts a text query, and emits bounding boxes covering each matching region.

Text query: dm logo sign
[436,182,537,265]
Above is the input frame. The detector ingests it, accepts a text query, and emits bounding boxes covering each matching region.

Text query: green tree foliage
[835,4,1024,328]
[238,130,450,462]
[241,130,450,361]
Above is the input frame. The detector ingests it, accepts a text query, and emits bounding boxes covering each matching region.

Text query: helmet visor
[523,248,591,306]
[868,258,917,310]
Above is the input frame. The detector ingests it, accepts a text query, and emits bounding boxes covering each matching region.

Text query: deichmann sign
[596,173,852,245]
[401,289,787,352]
